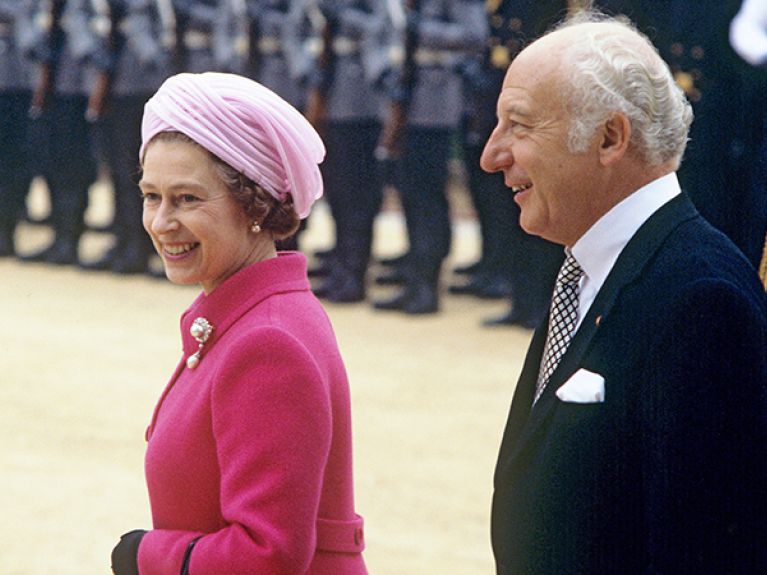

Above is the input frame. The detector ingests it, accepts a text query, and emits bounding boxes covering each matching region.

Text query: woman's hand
[110,529,147,575]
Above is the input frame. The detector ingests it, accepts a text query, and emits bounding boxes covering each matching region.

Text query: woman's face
[140,139,263,293]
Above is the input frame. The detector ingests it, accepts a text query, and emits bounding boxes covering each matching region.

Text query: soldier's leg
[43,95,96,264]
[0,91,33,256]
[374,126,452,314]
[110,95,154,273]
[316,120,381,302]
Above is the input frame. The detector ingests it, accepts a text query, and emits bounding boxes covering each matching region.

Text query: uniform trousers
[461,121,517,280]
[44,95,97,241]
[396,126,453,285]
[321,119,382,284]
[0,91,33,239]
[100,95,154,261]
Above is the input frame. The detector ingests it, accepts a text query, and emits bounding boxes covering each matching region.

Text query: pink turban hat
[140,72,325,219]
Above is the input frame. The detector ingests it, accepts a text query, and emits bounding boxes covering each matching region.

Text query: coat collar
[145,251,311,441]
[498,194,700,469]
[179,251,311,357]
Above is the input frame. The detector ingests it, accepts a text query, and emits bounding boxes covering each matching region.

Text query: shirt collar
[571,172,681,291]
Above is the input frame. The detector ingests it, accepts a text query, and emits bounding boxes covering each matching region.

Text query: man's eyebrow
[502,103,532,118]
[498,94,533,119]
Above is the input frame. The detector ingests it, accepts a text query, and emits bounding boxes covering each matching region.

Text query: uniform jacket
[492,193,767,574]
[380,0,488,129]
[139,252,367,575]
[284,0,386,122]
[175,0,218,72]
[30,0,98,96]
[90,0,178,97]
[0,0,37,91]
[246,0,307,109]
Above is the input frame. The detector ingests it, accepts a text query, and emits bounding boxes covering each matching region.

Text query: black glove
[111,529,147,575]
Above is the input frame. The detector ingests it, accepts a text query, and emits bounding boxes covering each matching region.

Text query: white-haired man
[482,11,767,574]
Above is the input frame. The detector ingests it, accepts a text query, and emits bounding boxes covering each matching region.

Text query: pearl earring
[250,221,261,233]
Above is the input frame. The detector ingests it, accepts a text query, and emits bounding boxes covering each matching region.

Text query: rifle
[375,0,420,163]
[303,0,339,135]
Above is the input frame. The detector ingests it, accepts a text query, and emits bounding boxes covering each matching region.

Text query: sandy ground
[1,180,532,574]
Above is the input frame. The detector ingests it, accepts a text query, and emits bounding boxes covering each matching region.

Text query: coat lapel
[498,194,700,469]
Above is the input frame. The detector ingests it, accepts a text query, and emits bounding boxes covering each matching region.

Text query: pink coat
[138,252,367,575]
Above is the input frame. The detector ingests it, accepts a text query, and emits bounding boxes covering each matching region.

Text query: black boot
[321,271,366,303]
[20,235,79,265]
[373,282,439,315]
[402,281,439,314]
[112,245,152,274]
[0,227,14,257]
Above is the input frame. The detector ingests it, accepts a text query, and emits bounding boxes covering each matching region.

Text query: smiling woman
[109,72,368,575]
[139,133,288,294]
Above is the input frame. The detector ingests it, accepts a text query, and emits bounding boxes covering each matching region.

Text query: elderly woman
[110,73,367,575]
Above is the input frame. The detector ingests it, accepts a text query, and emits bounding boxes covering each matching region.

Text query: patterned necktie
[534,254,584,404]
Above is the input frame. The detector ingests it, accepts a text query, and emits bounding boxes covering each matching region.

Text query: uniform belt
[315,515,365,554]
[258,36,281,55]
[332,36,359,56]
[414,48,459,67]
[388,46,460,67]
[184,30,211,50]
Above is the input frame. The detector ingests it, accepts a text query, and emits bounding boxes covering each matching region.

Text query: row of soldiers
[1,1,765,323]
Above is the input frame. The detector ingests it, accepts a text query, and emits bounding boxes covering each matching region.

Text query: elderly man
[481,10,767,575]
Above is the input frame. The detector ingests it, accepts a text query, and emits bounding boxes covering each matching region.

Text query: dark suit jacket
[492,193,767,575]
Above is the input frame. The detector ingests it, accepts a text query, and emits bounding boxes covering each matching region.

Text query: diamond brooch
[186,317,214,370]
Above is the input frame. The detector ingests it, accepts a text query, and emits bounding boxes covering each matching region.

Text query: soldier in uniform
[729,0,767,281]
[82,0,179,275]
[373,0,489,315]
[454,0,568,329]
[284,0,387,303]
[20,0,100,265]
[0,1,37,257]
[597,0,765,268]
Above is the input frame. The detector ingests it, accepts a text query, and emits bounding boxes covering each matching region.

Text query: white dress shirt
[569,172,681,331]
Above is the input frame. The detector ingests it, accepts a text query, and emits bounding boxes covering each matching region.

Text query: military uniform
[284,0,386,302]
[457,0,567,329]
[729,0,767,277]
[176,0,219,72]
[245,0,305,110]
[598,0,766,269]
[21,0,99,265]
[83,0,179,274]
[0,0,37,256]
[373,0,489,314]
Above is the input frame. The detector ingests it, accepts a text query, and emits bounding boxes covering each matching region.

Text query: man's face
[480,43,601,247]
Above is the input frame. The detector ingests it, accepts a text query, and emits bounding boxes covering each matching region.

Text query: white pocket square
[556,369,605,403]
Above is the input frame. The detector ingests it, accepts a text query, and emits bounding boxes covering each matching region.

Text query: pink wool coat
[138,252,367,575]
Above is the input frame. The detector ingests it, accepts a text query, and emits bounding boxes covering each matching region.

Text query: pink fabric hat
[140,72,325,219]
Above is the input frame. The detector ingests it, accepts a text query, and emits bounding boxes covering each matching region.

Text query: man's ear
[598,112,631,166]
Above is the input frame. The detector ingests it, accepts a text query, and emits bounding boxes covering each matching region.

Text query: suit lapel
[499,194,700,469]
